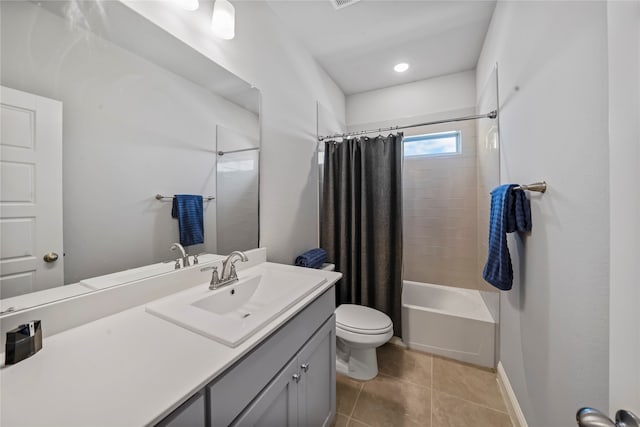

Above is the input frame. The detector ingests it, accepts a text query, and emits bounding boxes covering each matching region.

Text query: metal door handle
[292,373,301,383]
[301,363,309,373]
[577,408,640,427]
[617,410,640,427]
[43,252,59,263]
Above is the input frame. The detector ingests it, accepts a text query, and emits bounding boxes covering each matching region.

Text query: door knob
[577,408,640,427]
[616,410,640,427]
[43,252,59,263]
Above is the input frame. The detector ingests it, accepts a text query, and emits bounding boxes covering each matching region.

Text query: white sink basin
[145,264,327,347]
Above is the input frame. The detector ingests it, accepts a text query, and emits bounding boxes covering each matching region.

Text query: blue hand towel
[295,248,327,269]
[171,195,204,247]
[483,185,532,290]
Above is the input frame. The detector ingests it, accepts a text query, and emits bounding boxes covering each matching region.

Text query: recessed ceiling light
[176,0,199,11]
[394,62,410,73]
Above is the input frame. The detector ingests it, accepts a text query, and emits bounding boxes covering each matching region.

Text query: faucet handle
[174,259,181,270]
[193,254,199,265]
[201,266,220,289]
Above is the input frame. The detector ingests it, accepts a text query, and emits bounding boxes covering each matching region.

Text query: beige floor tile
[337,374,363,416]
[348,418,371,427]
[377,343,432,388]
[432,391,512,427]
[332,413,351,427]
[351,374,431,427]
[432,356,506,412]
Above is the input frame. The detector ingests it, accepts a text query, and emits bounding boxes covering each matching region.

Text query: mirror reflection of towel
[483,185,532,290]
[171,194,204,247]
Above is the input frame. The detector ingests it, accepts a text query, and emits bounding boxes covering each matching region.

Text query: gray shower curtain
[320,134,403,336]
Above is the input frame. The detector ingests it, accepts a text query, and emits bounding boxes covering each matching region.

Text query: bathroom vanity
[0,249,340,426]
[162,294,335,427]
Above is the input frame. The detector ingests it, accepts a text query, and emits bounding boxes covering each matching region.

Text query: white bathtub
[401,280,498,368]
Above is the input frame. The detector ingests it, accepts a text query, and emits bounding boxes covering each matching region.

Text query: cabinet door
[231,358,299,427]
[297,315,336,427]
[156,391,206,427]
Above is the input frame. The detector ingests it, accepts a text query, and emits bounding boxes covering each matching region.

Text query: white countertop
[0,284,90,315]
[0,263,340,427]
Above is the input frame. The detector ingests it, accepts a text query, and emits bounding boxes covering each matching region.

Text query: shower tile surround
[402,117,487,291]
[333,342,512,427]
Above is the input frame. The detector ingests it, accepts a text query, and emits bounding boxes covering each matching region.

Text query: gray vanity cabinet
[296,317,336,427]
[231,358,299,426]
[232,315,336,427]
[157,391,206,427]
[156,287,336,427]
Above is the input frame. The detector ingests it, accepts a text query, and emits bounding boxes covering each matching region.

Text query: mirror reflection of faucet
[201,251,249,290]
[170,243,190,269]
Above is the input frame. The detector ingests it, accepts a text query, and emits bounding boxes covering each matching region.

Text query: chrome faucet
[202,251,248,289]
[221,251,249,282]
[170,243,190,268]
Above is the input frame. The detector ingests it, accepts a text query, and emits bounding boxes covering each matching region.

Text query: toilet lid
[335,304,393,334]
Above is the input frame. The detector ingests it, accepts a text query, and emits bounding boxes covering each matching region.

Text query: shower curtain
[320,133,403,336]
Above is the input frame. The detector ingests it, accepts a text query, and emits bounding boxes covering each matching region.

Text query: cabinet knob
[292,373,301,383]
[301,363,310,373]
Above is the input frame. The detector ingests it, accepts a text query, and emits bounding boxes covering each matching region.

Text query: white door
[0,86,64,298]
[607,0,640,421]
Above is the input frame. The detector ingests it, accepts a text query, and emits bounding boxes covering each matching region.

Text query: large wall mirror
[0,1,260,311]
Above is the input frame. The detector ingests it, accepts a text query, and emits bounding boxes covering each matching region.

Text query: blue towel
[295,248,327,269]
[171,195,204,247]
[483,185,532,290]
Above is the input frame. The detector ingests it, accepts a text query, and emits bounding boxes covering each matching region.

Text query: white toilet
[321,264,394,381]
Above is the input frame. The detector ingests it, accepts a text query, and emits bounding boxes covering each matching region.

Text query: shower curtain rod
[317,110,498,142]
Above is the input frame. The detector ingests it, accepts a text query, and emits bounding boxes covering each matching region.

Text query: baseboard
[497,361,528,427]
[389,336,407,348]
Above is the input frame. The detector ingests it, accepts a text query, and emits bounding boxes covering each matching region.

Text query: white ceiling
[264,0,496,95]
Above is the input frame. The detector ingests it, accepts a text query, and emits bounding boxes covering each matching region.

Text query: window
[403,131,461,157]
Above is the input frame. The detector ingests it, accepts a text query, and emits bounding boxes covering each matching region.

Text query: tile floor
[333,342,513,427]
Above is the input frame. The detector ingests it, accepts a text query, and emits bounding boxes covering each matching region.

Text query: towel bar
[155,194,215,201]
[514,181,546,193]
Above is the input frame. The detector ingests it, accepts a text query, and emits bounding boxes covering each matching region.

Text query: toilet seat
[335,304,393,335]
[337,323,392,335]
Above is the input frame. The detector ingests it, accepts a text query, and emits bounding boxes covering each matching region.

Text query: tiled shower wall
[402,109,479,289]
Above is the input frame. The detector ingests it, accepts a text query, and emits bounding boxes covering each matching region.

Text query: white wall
[1,2,259,284]
[607,0,640,415]
[476,2,610,425]
[346,71,476,127]
[124,1,346,264]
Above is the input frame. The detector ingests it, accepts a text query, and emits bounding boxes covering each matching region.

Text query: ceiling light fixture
[394,62,410,73]
[211,0,235,40]
[176,0,199,11]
